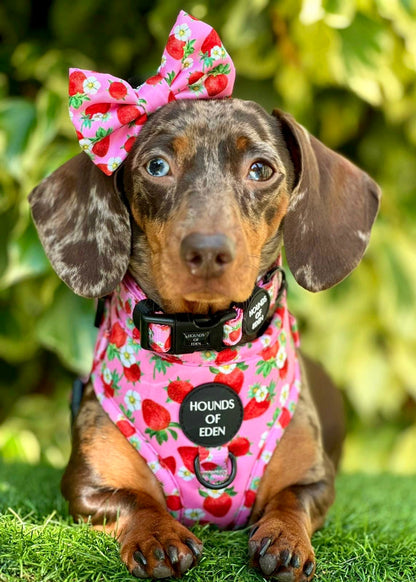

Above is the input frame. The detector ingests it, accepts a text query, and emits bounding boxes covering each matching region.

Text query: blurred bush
[0,0,415,472]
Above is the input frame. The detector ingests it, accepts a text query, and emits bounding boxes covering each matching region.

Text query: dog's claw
[259,537,273,557]
[249,524,259,538]
[303,560,315,577]
[248,539,258,558]
[133,550,147,566]
[185,538,203,561]
[280,549,291,567]
[153,547,165,560]
[290,553,301,568]
[167,545,179,565]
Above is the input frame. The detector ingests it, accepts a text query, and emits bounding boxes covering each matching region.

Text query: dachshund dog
[29,98,380,581]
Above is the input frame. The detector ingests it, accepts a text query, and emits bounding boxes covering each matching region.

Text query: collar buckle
[133,300,237,354]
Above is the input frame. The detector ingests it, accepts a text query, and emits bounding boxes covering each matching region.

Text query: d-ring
[194,452,237,490]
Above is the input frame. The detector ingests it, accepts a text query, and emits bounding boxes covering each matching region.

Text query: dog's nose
[180,233,235,278]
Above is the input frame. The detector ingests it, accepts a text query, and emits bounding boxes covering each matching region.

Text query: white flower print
[258,430,268,448]
[148,459,161,473]
[130,436,141,450]
[184,508,205,520]
[216,363,236,374]
[107,157,122,173]
[91,112,112,122]
[178,466,194,481]
[211,45,225,60]
[280,383,289,405]
[204,488,225,499]
[182,57,193,69]
[79,138,93,153]
[276,346,287,369]
[102,366,112,385]
[254,385,268,403]
[119,342,135,367]
[158,54,167,72]
[83,76,101,94]
[261,450,272,463]
[174,23,191,41]
[124,389,141,412]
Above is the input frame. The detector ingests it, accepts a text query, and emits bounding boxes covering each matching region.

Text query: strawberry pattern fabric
[68,10,235,175]
[90,271,301,529]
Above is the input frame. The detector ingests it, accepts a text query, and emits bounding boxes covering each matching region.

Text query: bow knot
[69,11,235,175]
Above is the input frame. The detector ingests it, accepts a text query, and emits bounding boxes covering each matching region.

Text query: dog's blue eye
[248,162,274,181]
[146,158,170,177]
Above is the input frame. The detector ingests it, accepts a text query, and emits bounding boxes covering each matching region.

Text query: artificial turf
[0,460,415,581]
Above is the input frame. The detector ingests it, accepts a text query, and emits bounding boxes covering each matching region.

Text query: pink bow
[68,10,235,175]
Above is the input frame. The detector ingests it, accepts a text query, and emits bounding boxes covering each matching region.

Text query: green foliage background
[0,0,415,472]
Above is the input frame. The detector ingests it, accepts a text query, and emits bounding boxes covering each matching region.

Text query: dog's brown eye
[146,157,170,177]
[248,161,274,181]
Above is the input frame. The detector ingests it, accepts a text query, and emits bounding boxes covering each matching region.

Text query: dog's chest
[90,276,301,528]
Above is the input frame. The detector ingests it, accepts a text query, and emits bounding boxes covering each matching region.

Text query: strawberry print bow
[68,10,235,175]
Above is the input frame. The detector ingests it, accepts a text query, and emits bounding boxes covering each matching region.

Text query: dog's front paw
[120,512,203,578]
[248,512,315,581]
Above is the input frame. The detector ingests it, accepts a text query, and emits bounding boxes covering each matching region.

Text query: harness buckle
[133,300,237,354]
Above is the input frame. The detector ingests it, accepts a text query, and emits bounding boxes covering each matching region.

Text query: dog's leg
[248,366,339,581]
[61,384,202,578]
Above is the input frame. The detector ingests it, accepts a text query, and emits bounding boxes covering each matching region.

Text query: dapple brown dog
[29,99,380,581]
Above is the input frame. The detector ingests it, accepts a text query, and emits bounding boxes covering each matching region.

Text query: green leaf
[0,220,50,288]
[36,284,96,374]
[0,99,36,166]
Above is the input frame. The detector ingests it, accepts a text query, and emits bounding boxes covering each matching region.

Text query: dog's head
[29,99,381,313]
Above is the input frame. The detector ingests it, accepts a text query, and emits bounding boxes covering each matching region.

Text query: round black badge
[179,383,243,447]
[243,287,270,335]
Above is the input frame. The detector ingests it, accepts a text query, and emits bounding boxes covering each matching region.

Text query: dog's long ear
[28,153,131,298]
[273,109,381,292]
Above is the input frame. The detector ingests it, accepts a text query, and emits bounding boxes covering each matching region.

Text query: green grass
[1,461,415,581]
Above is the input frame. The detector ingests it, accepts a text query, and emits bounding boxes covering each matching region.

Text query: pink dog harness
[90,269,301,529]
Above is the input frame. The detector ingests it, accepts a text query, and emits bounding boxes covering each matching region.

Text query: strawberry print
[201,29,222,55]
[167,378,193,403]
[92,135,110,157]
[85,103,111,118]
[142,399,180,445]
[166,35,186,60]
[116,418,135,437]
[279,407,291,429]
[228,436,250,457]
[243,398,271,420]
[142,399,171,430]
[124,136,136,153]
[161,456,176,474]
[244,490,256,508]
[68,11,235,175]
[178,446,197,473]
[213,367,244,394]
[215,348,238,365]
[201,487,237,518]
[146,74,164,85]
[117,105,142,125]
[109,322,127,348]
[166,495,182,511]
[69,70,87,96]
[204,74,228,97]
[108,80,128,99]
[188,71,204,85]
[124,363,141,383]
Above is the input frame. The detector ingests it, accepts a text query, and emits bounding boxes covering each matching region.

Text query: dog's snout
[180,233,235,278]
